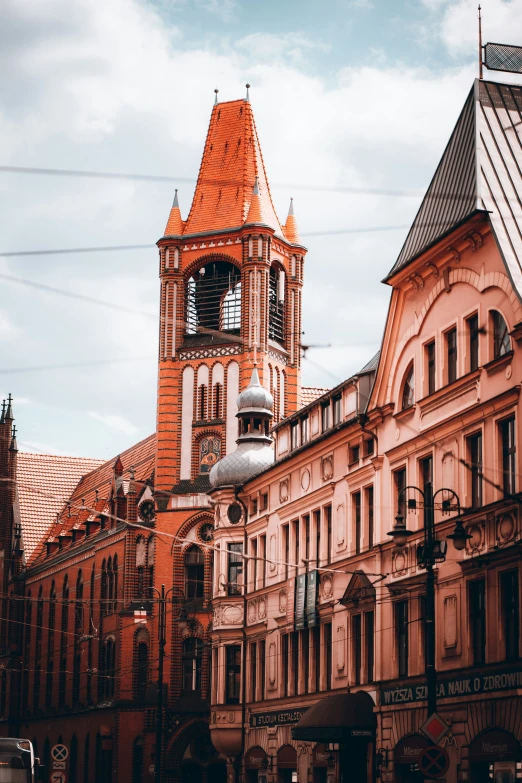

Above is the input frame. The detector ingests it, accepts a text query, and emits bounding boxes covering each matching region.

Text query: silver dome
[209,441,274,488]
[236,368,273,416]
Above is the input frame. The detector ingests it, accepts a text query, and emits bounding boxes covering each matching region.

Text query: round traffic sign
[418,745,450,779]
[51,744,68,762]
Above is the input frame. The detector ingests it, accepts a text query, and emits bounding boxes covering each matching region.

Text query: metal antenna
[478,5,483,79]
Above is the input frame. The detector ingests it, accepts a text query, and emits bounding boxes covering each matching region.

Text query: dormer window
[333,395,342,426]
[300,415,309,444]
[401,364,414,410]
[321,402,331,432]
[291,421,299,450]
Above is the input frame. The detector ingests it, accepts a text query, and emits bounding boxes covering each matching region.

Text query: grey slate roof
[358,351,380,374]
[386,79,522,292]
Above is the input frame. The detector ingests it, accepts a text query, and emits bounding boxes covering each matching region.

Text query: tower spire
[0,401,5,426]
[284,198,300,244]
[245,83,250,102]
[5,394,13,421]
[165,189,183,235]
[214,88,219,105]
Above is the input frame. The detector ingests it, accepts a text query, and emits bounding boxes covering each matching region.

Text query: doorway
[277,745,297,783]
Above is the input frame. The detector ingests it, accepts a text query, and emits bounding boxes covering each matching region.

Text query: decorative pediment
[339,570,376,608]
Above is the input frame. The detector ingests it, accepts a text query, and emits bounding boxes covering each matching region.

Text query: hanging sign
[306,570,318,627]
[295,574,307,630]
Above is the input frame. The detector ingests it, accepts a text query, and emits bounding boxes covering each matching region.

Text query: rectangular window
[426,340,436,395]
[446,327,458,384]
[314,509,321,567]
[468,432,483,509]
[394,467,407,519]
[325,505,332,565]
[365,611,375,684]
[250,538,258,592]
[353,614,362,686]
[396,600,409,678]
[293,519,300,573]
[314,625,321,692]
[304,515,310,563]
[260,535,266,589]
[353,491,361,555]
[225,646,241,704]
[291,631,299,695]
[469,579,486,665]
[350,444,360,464]
[282,525,289,581]
[259,639,266,700]
[281,634,289,697]
[291,421,299,451]
[250,642,257,702]
[501,570,519,662]
[500,417,516,496]
[227,543,243,596]
[301,415,309,444]
[365,437,375,457]
[324,622,332,690]
[321,402,331,432]
[366,486,374,549]
[302,629,310,694]
[333,395,342,425]
[468,313,479,371]
[420,455,433,494]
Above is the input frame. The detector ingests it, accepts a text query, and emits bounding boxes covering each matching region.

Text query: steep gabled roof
[17,453,104,563]
[177,99,283,237]
[387,79,522,294]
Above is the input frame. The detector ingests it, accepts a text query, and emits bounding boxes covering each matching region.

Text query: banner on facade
[381,664,522,705]
[306,570,318,627]
[295,574,307,630]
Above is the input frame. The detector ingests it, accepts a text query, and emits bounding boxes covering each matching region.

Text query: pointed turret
[9,425,18,454]
[0,401,5,426]
[284,198,300,244]
[5,394,13,423]
[164,189,183,236]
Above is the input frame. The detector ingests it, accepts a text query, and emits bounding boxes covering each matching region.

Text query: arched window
[136,537,146,598]
[22,593,32,711]
[101,559,108,616]
[269,263,285,345]
[182,638,203,692]
[99,637,116,702]
[107,557,114,613]
[186,261,241,336]
[198,384,207,420]
[83,733,90,783]
[59,577,69,706]
[112,555,118,613]
[185,546,205,599]
[45,582,56,707]
[73,571,84,704]
[33,587,44,710]
[214,382,223,419]
[134,629,149,701]
[401,364,415,410]
[492,310,511,358]
[70,735,78,783]
[132,738,144,783]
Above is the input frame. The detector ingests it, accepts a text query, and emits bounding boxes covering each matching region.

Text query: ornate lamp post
[387,483,470,714]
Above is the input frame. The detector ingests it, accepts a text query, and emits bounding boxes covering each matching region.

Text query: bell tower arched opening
[186,260,241,338]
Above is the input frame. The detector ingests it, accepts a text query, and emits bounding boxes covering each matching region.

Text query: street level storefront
[378,667,522,783]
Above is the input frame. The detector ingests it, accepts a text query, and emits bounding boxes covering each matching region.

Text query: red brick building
[0,90,312,783]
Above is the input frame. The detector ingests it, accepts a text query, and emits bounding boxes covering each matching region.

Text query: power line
[0,164,423,197]
[0,357,155,375]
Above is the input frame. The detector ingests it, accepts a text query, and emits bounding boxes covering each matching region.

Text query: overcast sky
[1,0,522,459]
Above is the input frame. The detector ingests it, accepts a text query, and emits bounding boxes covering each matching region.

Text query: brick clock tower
[152,89,306,776]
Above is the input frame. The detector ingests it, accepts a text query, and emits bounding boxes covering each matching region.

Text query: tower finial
[288,197,294,217]
[0,401,5,426]
[245,83,250,102]
[478,5,483,79]
[10,425,18,453]
[214,88,219,105]
[5,394,13,421]
[173,188,179,208]
[253,176,259,196]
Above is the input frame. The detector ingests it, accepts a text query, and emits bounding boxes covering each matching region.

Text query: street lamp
[387,484,471,714]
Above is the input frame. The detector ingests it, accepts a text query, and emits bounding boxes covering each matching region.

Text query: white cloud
[0,311,20,341]
[349,0,374,9]
[89,412,139,436]
[436,0,522,56]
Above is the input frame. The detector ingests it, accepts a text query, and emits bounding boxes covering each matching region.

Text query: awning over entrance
[469,729,522,763]
[291,692,376,742]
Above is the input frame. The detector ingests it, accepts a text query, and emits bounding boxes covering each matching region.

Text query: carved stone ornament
[321,574,333,600]
[497,512,516,543]
[221,603,243,625]
[258,597,267,619]
[213,605,220,626]
[392,549,408,575]
[446,245,461,264]
[467,522,484,552]
[322,455,333,481]
[247,600,257,624]
[279,478,290,503]
[301,469,311,491]
[279,589,287,614]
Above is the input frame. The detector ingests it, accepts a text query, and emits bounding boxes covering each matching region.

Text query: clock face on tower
[138,499,155,523]
[198,523,214,543]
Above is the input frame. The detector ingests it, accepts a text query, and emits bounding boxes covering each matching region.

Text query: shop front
[292,691,376,783]
[469,729,522,783]
[245,746,268,783]
[312,744,331,783]
[393,735,429,783]
[277,745,297,783]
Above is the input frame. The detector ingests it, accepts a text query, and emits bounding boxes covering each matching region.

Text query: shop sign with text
[250,707,308,727]
[382,665,522,705]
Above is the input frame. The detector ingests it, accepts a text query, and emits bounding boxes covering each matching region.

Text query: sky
[1,0,522,459]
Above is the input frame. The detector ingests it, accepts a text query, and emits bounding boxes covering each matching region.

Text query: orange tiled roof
[17,452,104,564]
[300,387,330,407]
[283,198,300,244]
[164,189,183,236]
[24,434,156,566]
[180,99,283,237]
